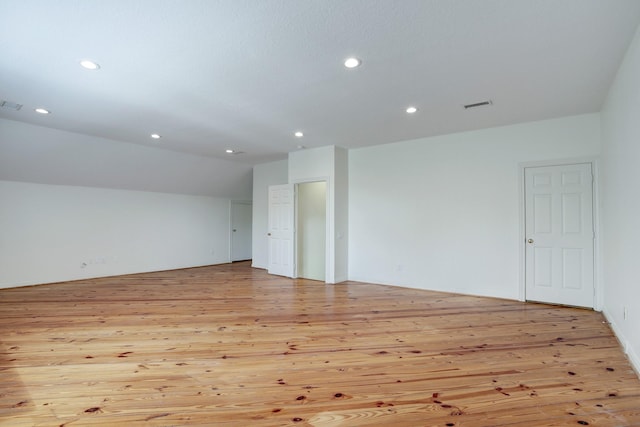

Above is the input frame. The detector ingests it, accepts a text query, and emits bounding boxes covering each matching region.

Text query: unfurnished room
[1,1,640,426]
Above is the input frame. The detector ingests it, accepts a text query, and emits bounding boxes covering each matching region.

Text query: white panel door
[525,163,594,308]
[268,184,295,277]
[231,201,252,262]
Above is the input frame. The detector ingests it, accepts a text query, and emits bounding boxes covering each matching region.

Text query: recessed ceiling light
[344,57,361,68]
[294,131,304,138]
[80,60,100,70]
[34,108,50,114]
[150,133,161,139]
[225,149,235,154]
[406,106,418,114]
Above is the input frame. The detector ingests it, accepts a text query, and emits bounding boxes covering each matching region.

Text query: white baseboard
[603,308,640,377]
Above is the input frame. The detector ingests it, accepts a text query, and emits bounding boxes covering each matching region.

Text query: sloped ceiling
[1,0,640,197]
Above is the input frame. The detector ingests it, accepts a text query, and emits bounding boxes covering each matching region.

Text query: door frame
[518,157,602,310]
[229,200,252,262]
[267,184,295,278]
[292,176,331,283]
[295,179,329,282]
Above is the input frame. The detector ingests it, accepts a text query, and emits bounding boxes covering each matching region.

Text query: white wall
[251,159,288,269]
[334,147,349,283]
[349,113,601,299]
[601,26,640,372]
[0,180,231,288]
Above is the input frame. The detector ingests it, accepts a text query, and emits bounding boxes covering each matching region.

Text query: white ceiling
[1,0,640,167]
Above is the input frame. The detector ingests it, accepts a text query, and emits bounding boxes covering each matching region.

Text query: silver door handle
[527,239,534,244]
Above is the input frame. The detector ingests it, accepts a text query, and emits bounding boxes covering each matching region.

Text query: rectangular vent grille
[1,100,23,111]
[464,100,493,109]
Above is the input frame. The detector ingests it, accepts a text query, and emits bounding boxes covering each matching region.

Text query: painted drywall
[349,113,601,300]
[0,180,231,288]
[297,181,326,281]
[601,26,640,372]
[251,159,288,269]
[334,147,349,283]
[289,146,335,183]
[0,119,253,199]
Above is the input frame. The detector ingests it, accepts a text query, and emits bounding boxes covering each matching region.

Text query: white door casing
[268,184,295,277]
[524,163,594,308]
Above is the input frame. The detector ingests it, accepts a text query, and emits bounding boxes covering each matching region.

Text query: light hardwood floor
[1,262,639,426]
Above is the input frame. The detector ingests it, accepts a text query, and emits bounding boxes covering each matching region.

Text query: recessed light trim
[406,106,418,114]
[150,133,161,139]
[344,57,361,68]
[225,149,245,155]
[294,131,304,138]
[80,60,100,70]
[34,108,50,114]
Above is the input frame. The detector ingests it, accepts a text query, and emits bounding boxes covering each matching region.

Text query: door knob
[527,238,534,244]
[267,233,271,236]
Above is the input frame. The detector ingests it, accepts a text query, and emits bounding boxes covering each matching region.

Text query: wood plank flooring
[1,262,638,426]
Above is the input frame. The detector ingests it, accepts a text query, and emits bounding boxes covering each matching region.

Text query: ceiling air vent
[464,100,493,109]
[1,100,23,111]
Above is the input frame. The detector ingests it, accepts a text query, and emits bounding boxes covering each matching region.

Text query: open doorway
[296,181,326,281]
